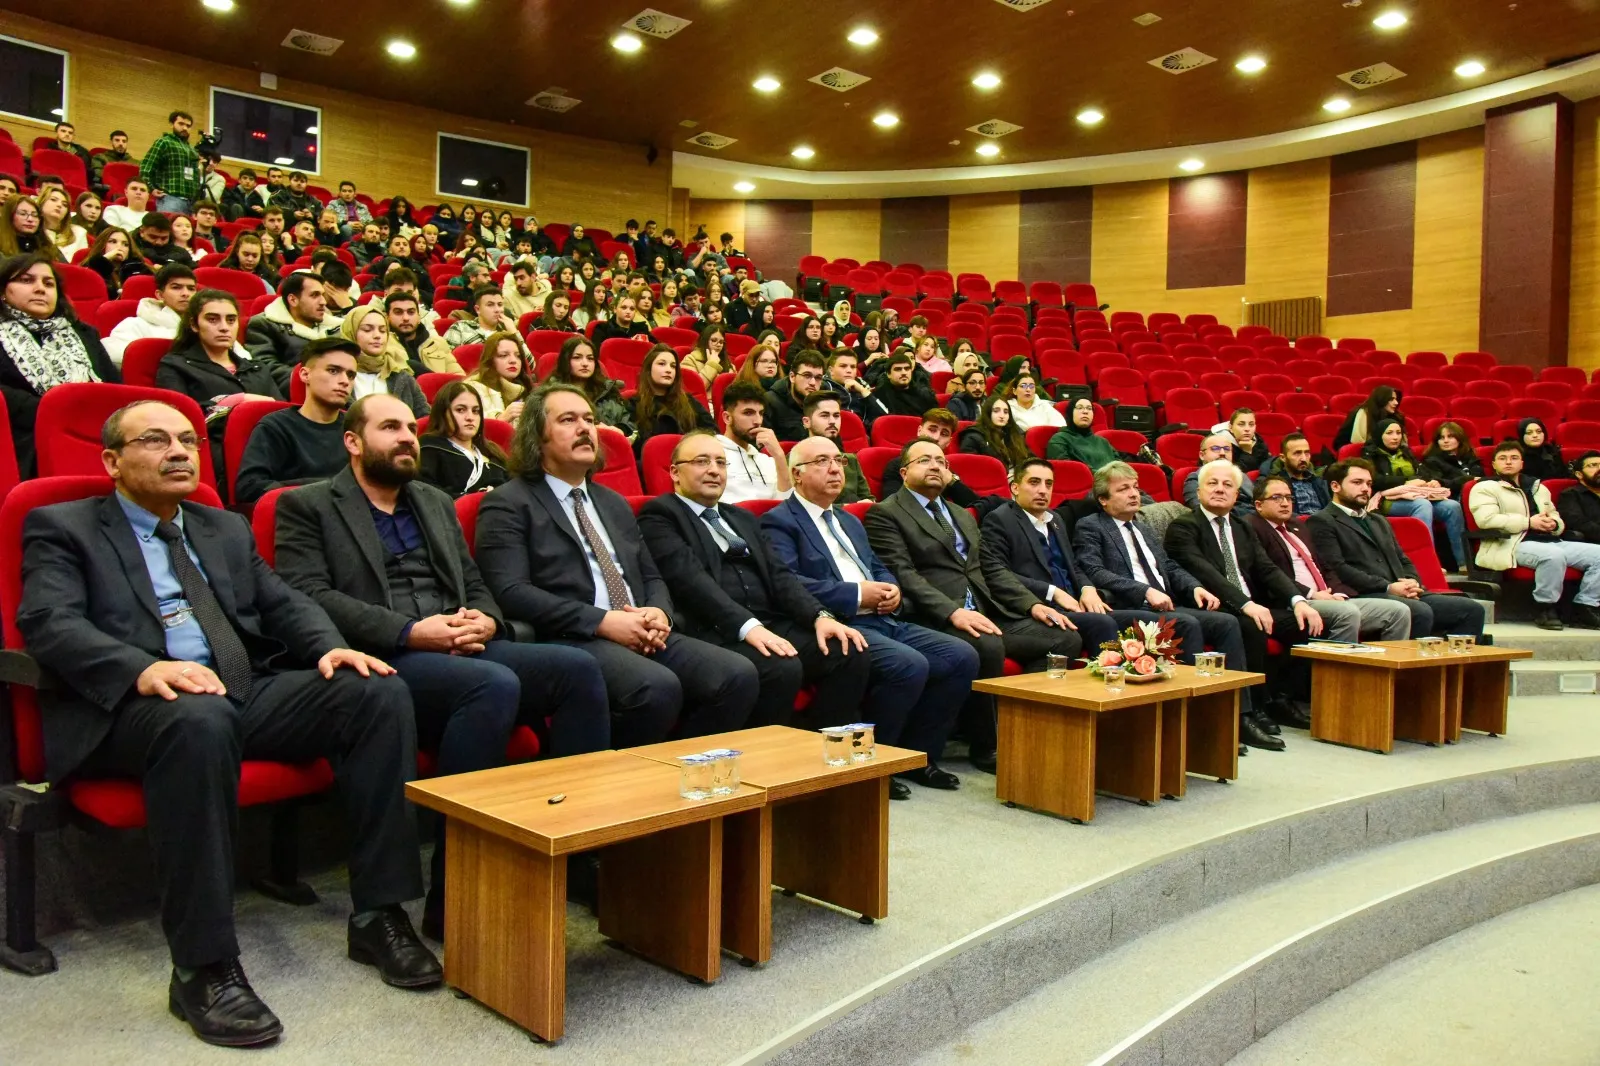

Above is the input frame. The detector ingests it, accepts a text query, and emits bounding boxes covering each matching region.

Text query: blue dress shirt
[116,492,214,666]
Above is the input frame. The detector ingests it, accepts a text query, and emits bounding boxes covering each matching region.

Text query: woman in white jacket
[103,263,198,366]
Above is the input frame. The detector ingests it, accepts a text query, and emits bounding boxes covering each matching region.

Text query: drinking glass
[1417,636,1445,658]
[704,749,741,794]
[677,754,715,800]
[845,723,876,761]
[1448,634,1475,655]
[821,727,853,766]
[1102,664,1125,694]
[1046,653,1070,679]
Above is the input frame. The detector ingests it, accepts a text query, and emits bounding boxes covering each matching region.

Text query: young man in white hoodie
[102,178,155,231]
[104,264,197,366]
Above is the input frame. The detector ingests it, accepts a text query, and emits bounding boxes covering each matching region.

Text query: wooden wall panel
[1571,98,1600,374]
[811,200,881,264]
[1327,142,1418,318]
[687,199,746,253]
[1167,172,1249,290]
[947,191,1019,282]
[1090,180,1170,313]
[742,200,812,280]
[1244,158,1331,306]
[1019,186,1093,285]
[880,197,949,272]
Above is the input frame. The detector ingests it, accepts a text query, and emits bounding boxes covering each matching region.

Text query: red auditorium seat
[1558,421,1600,448]
[1410,378,1458,400]
[1541,366,1588,389]
[1438,364,1482,386]
[1063,283,1100,309]
[117,337,174,389]
[1098,429,1147,454]
[1454,351,1497,369]
[1048,461,1093,504]
[1296,335,1333,352]
[599,338,651,390]
[1508,398,1561,425]
[1463,379,1514,403]
[223,399,294,504]
[948,454,1008,497]
[1097,368,1149,406]
[1164,389,1219,429]
[1301,414,1344,454]
[1156,432,1205,469]
[1275,392,1325,420]
[857,448,899,497]
[416,372,461,402]
[1337,337,1376,353]
[1403,396,1447,421]
[1131,462,1170,502]
[1220,389,1270,414]
[36,384,217,491]
[593,426,642,495]
[1254,412,1298,452]
[1025,426,1058,459]
[1523,382,1569,405]
[870,415,923,448]
[640,433,680,495]
[1407,351,1448,369]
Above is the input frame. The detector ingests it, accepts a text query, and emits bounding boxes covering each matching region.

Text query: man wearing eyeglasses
[764,349,828,442]
[638,431,871,730]
[1181,433,1256,516]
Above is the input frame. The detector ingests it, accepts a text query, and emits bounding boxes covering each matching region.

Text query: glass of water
[677,754,715,800]
[1448,634,1475,655]
[703,748,742,794]
[1046,653,1070,679]
[821,727,853,766]
[1102,664,1125,694]
[1417,636,1446,658]
[844,723,875,761]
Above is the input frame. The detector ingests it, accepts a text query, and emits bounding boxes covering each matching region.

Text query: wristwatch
[816,610,836,622]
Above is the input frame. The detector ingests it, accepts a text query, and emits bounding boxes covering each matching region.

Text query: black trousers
[1173,606,1257,715]
[556,631,760,744]
[942,615,1082,757]
[88,669,422,968]
[1229,606,1311,701]
[718,618,874,728]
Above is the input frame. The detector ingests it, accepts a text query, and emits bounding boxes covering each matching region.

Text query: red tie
[1277,524,1328,591]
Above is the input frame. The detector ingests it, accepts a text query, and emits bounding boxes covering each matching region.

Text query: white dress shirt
[1118,519,1163,590]
[544,473,632,610]
[719,433,781,505]
[1272,521,1321,591]
[680,495,760,639]
[1198,506,1252,599]
[795,493,872,614]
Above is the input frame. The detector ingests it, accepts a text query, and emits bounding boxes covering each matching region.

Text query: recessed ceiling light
[611,32,642,53]
[1455,59,1486,77]
[201,0,233,11]
[753,76,781,93]
[446,0,472,5]
[386,40,416,59]
[460,178,479,187]
[273,156,295,166]
[791,145,815,160]
[1076,108,1104,126]
[848,27,878,46]
[976,142,1000,157]
[1178,158,1204,172]
[1323,96,1352,112]
[872,112,899,128]
[1235,55,1267,74]
[733,181,755,193]
[1372,10,1408,29]
[972,71,1001,90]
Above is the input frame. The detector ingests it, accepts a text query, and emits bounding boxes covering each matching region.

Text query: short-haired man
[802,392,869,503]
[447,260,492,295]
[1249,473,1411,642]
[726,278,764,331]
[105,263,197,365]
[443,286,521,353]
[139,109,202,214]
[19,399,435,1045]
[766,350,827,441]
[330,179,372,235]
[49,121,93,176]
[221,167,266,221]
[639,431,872,729]
[946,369,988,422]
[102,179,153,231]
[863,353,939,427]
[1182,433,1255,515]
[0,174,19,199]
[879,410,981,507]
[866,438,1083,773]
[90,128,132,185]
[718,381,793,504]
[821,350,873,416]
[270,170,321,223]
[385,292,455,377]
[1259,433,1331,518]
[274,393,610,939]
[352,221,387,268]
[281,218,316,258]
[1558,451,1600,544]
[245,272,343,390]
[590,294,654,347]
[764,436,981,794]
[235,338,359,503]
[134,211,191,268]
[1469,442,1600,630]
[1306,459,1485,639]
[501,258,550,322]
[260,206,287,242]
[475,385,760,744]
[191,200,225,252]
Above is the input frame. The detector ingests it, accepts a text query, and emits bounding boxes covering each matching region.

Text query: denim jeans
[1514,540,1600,605]
[1388,497,1467,568]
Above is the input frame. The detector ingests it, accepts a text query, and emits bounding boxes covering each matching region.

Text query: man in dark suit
[865,438,1080,773]
[17,400,438,1047]
[1165,460,1325,739]
[878,410,981,507]
[1306,458,1485,638]
[474,384,759,745]
[1070,461,1274,749]
[272,394,610,940]
[638,430,871,729]
[763,437,978,793]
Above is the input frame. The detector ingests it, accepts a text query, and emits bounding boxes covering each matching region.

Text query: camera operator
[139,110,204,214]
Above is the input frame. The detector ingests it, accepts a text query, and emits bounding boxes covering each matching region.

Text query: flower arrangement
[1083,618,1183,680]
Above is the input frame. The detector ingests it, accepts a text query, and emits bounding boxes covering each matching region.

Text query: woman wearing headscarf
[1047,396,1116,466]
[337,302,429,417]
[828,299,854,338]
[1518,418,1567,482]
[1363,416,1468,569]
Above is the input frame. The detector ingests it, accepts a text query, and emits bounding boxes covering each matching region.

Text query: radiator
[1246,296,1322,340]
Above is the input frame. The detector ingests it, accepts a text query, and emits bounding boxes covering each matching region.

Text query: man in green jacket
[139,110,202,214]
[802,392,870,504]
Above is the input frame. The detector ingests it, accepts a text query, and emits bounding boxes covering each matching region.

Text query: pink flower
[1134,655,1157,675]
[1097,650,1123,667]
[1121,639,1146,659]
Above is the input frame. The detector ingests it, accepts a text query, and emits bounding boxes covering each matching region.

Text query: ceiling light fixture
[273,156,295,166]
[872,112,899,128]
[446,0,472,5]
[1076,108,1104,126]
[1455,59,1486,77]
[847,27,878,46]
[976,142,1000,157]
[1178,158,1204,172]
[753,76,781,92]
[1235,55,1267,74]
[1323,96,1352,112]
[1372,10,1408,29]
[972,72,1001,90]
[385,40,416,59]
[791,145,815,160]
[460,178,479,187]
[611,32,642,53]
[201,0,234,10]
[733,181,755,193]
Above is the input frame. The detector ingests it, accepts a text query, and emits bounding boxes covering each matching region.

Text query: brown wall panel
[1018,187,1093,285]
[1326,142,1418,317]
[742,200,813,280]
[880,196,949,273]
[1166,172,1248,290]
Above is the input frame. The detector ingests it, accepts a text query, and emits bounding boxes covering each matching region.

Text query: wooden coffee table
[406,751,764,1042]
[627,725,925,965]
[974,665,1262,823]
[1291,640,1533,753]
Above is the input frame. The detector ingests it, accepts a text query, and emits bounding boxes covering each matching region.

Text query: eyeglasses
[673,456,728,471]
[908,455,950,468]
[1015,382,1036,391]
[123,430,200,451]
[795,456,847,471]
[1259,493,1292,503]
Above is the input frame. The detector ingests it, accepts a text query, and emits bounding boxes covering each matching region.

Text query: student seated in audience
[1260,432,1330,518]
[717,380,792,504]
[234,338,359,504]
[328,179,372,235]
[590,293,654,347]
[0,196,59,260]
[765,349,827,442]
[446,260,493,295]
[1560,452,1600,545]
[441,286,515,350]
[820,349,874,418]
[638,430,871,728]
[801,392,869,503]
[337,303,428,418]
[1247,473,1411,642]
[1221,408,1269,473]
[635,287,670,331]
[133,212,193,268]
[219,166,267,221]
[741,300,777,339]
[463,330,534,424]
[213,232,275,292]
[1517,418,1567,482]
[351,221,387,268]
[528,289,574,334]
[545,334,634,435]
[369,234,436,305]
[1362,417,1468,570]
[725,279,763,332]
[958,394,1031,478]
[273,393,608,941]
[1469,441,1600,631]
[269,170,321,223]
[881,410,985,507]
[316,259,359,317]
[1419,420,1483,501]
[909,336,951,378]
[245,272,343,391]
[70,191,107,240]
[90,128,133,185]
[945,367,987,422]
[1048,396,1115,466]
[1182,432,1257,516]
[475,384,759,744]
[380,290,450,377]
[313,209,345,248]
[278,218,316,259]
[419,380,509,497]
[105,263,197,365]
[561,223,600,262]
[568,280,607,332]
[1306,458,1486,640]
[18,399,437,1046]
[500,258,550,322]
[631,343,714,456]
[0,175,19,200]
[191,200,225,252]
[866,438,1082,773]
[785,318,826,366]
[681,323,729,390]
[863,352,939,427]
[38,186,89,260]
[82,226,153,299]
[1004,371,1065,433]
[1333,385,1401,450]
[102,178,155,231]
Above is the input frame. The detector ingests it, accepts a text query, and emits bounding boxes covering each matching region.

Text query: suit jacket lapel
[675,495,724,577]
[331,471,389,594]
[1014,504,1051,573]
[98,495,161,625]
[789,498,839,579]
[899,489,963,565]
[1099,512,1137,575]
[530,476,583,550]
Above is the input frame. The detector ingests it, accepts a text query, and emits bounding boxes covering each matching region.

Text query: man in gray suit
[474,384,759,745]
[273,393,610,941]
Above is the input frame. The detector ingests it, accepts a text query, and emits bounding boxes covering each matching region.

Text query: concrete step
[1485,622,1600,661]
[910,805,1600,1066]
[1510,659,1600,697]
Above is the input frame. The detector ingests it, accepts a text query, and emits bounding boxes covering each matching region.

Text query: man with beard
[1559,451,1600,542]
[385,291,456,377]
[234,338,359,503]
[139,109,202,214]
[1259,433,1330,518]
[272,393,610,941]
[718,381,793,504]
[862,353,939,428]
[802,393,869,503]
[765,350,827,442]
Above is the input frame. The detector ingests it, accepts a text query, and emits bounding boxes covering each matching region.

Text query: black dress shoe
[348,905,443,989]
[1268,699,1312,730]
[168,958,283,1047]
[967,750,997,774]
[898,765,961,790]
[1569,604,1600,630]
[1241,715,1286,751]
[1255,710,1282,736]
[1535,605,1565,630]
[889,778,912,800]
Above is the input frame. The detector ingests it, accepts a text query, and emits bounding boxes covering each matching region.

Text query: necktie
[822,509,871,577]
[1277,525,1328,591]
[699,506,750,558]
[152,520,253,701]
[1214,516,1246,597]
[1123,521,1165,591]
[570,488,632,609]
[927,499,961,557]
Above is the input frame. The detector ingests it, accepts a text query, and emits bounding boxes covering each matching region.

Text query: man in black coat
[16,400,437,1047]
[638,431,871,728]
[474,384,760,745]
[764,349,827,442]
[1559,451,1600,543]
[862,353,939,428]
[272,394,610,938]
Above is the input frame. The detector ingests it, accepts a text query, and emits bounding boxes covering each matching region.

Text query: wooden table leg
[719,806,772,963]
[1159,697,1188,798]
[1185,690,1240,782]
[1459,661,1511,736]
[997,696,1096,822]
[444,819,567,1041]
[1394,665,1448,745]
[1444,664,1464,742]
[1096,701,1161,805]
[598,819,723,983]
[772,777,888,920]
[1310,660,1396,753]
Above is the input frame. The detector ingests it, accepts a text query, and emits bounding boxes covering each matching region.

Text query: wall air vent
[685,131,737,150]
[1337,62,1407,88]
[989,0,1055,9]
[1148,47,1217,73]
[966,119,1024,138]
[808,67,872,92]
[526,89,581,113]
[624,9,692,39]
[281,30,343,56]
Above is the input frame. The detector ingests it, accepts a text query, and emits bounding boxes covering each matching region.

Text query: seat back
[640,432,681,495]
[947,454,1007,498]
[35,384,217,490]
[222,400,294,502]
[857,447,899,498]
[1387,515,1451,592]
[118,337,174,389]
[1047,460,1093,505]
[593,426,642,495]
[194,267,271,302]
[870,414,923,449]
